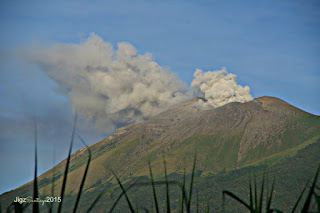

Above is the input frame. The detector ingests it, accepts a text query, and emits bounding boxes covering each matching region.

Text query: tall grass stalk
[187,154,197,213]
[258,174,265,212]
[33,118,39,213]
[73,135,92,213]
[85,191,105,213]
[149,161,160,213]
[301,165,320,212]
[57,114,77,213]
[265,178,275,212]
[291,180,309,213]
[49,145,56,213]
[112,171,135,213]
[108,155,196,213]
[180,168,186,213]
[223,173,274,213]
[163,157,171,213]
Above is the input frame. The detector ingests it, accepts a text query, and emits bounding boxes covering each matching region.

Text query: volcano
[1,96,320,212]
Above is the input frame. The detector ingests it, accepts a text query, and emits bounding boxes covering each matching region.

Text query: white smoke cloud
[191,67,253,108]
[24,33,191,130]
[23,33,253,130]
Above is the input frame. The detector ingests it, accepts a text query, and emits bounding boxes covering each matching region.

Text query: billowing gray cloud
[24,33,191,130]
[191,67,252,108]
[22,33,253,130]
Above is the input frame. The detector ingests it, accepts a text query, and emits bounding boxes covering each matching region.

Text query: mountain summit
[26,97,320,189]
[1,96,320,212]
[86,96,318,171]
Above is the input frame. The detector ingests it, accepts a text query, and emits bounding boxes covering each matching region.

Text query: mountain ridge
[1,96,320,212]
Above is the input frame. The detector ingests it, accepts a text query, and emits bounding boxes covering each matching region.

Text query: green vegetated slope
[1,96,320,212]
[93,139,320,213]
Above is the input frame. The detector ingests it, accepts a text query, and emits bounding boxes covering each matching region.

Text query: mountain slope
[1,96,320,212]
[72,96,319,179]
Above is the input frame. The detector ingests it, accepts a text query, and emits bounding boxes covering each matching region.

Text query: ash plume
[191,67,253,108]
[23,33,253,130]
[25,33,190,130]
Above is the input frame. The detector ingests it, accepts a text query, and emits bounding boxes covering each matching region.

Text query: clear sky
[1,0,319,194]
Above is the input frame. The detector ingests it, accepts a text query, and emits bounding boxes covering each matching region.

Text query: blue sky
[0,0,319,194]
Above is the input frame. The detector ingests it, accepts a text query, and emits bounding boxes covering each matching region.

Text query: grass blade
[144,208,150,213]
[258,173,265,212]
[187,154,197,213]
[149,161,159,213]
[254,175,258,210]
[266,178,275,212]
[33,117,39,213]
[112,171,135,213]
[249,175,253,210]
[180,168,186,213]
[15,203,23,213]
[49,145,56,213]
[109,181,139,212]
[86,191,104,213]
[73,135,92,213]
[109,180,179,213]
[301,165,320,212]
[313,192,320,213]
[269,208,284,213]
[57,114,77,213]
[163,157,171,213]
[291,180,309,213]
[223,190,255,212]
[109,190,126,213]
